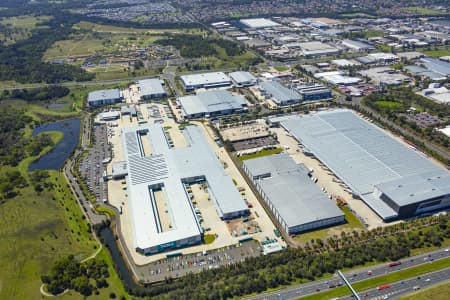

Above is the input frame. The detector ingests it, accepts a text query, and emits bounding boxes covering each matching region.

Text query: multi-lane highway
[341,266,450,300]
[247,248,450,300]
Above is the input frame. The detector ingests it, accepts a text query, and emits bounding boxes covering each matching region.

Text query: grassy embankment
[399,281,450,300]
[404,7,447,15]
[237,148,283,161]
[0,101,128,299]
[422,50,450,58]
[293,206,364,245]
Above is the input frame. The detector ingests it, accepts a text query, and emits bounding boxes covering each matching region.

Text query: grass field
[0,99,129,299]
[300,257,450,300]
[404,7,447,15]
[373,100,405,110]
[0,15,52,45]
[362,30,384,38]
[196,47,260,70]
[274,66,289,72]
[400,281,450,300]
[43,30,165,60]
[293,206,365,244]
[423,50,450,58]
[75,21,203,35]
[95,204,116,218]
[0,156,97,299]
[237,148,283,161]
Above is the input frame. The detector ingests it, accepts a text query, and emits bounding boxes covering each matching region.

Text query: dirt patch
[226,214,261,237]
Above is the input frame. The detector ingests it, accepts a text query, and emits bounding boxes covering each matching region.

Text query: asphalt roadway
[247,247,450,300]
[341,266,450,300]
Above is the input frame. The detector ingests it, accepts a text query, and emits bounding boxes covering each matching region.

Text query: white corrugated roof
[281,109,450,220]
[123,124,248,251]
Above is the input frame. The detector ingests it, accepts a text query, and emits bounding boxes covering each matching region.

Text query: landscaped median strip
[298,257,450,300]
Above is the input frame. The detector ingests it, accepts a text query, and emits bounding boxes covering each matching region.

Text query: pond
[28,118,81,171]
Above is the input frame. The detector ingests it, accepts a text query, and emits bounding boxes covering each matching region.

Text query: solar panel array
[128,154,168,185]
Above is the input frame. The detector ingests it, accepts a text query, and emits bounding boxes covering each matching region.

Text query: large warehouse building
[259,81,302,106]
[178,90,247,119]
[137,78,167,100]
[87,89,123,107]
[180,72,232,92]
[122,124,249,255]
[281,109,450,221]
[229,71,257,87]
[243,154,345,234]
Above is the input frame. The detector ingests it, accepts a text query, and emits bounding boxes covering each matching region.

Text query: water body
[28,118,81,171]
[99,228,136,289]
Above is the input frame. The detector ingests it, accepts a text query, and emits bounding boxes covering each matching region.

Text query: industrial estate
[76,14,450,299]
[2,1,450,299]
[85,57,450,263]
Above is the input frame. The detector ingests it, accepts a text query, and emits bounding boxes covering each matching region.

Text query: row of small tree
[115,215,449,299]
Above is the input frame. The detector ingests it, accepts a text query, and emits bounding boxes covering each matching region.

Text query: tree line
[41,255,110,297]
[155,34,246,58]
[101,214,449,299]
[1,86,70,102]
[0,13,94,83]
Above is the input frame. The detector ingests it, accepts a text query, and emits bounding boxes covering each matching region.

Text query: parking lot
[138,240,261,283]
[78,123,111,203]
[232,136,277,152]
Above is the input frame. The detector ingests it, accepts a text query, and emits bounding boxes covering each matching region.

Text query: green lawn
[404,7,447,15]
[95,204,116,218]
[376,44,393,52]
[363,30,384,38]
[373,100,405,110]
[293,205,365,244]
[237,148,283,161]
[300,257,450,300]
[400,281,450,300]
[423,50,450,58]
[0,156,97,300]
[75,21,202,35]
[197,49,260,70]
[274,66,289,72]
